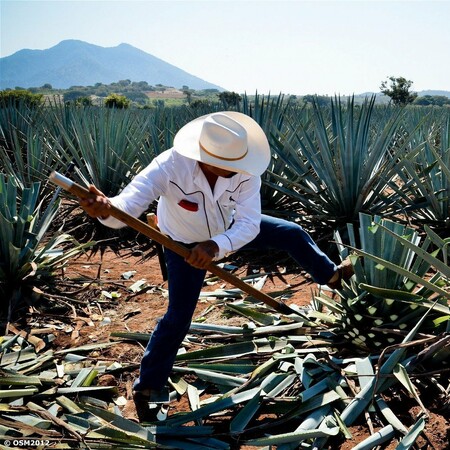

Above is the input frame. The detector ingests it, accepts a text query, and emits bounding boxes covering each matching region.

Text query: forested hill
[0,40,224,91]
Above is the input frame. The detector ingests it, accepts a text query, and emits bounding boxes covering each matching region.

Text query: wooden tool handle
[49,172,296,315]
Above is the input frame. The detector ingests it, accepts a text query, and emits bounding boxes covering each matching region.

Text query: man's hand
[79,185,111,219]
[185,240,219,270]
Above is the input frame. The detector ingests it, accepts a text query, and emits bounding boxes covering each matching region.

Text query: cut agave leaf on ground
[199,288,242,298]
[396,417,426,450]
[3,414,52,429]
[393,364,428,415]
[70,367,98,388]
[261,372,297,397]
[375,397,408,434]
[225,303,275,326]
[80,403,159,440]
[187,362,256,375]
[352,425,395,450]
[229,388,262,433]
[244,424,340,446]
[175,341,257,361]
[174,366,246,387]
[189,322,249,335]
[355,357,374,391]
[0,373,42,386]
[0,387,38,398]
[166,387,261,426]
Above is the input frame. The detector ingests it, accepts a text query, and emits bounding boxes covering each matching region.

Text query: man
[79,111,353,422]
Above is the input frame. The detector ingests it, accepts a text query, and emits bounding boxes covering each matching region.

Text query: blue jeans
[133,214,337,392]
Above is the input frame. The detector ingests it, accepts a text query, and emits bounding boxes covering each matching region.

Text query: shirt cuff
[211,234,233,260]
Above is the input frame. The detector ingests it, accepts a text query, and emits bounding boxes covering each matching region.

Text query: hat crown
[199,113,248,162]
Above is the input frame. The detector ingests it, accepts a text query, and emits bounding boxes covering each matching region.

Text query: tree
[302,94,331,107]
[414,95,450,107]
[0,89,43,108]
[218,91,242,108]
[182,87,194,104]
[104,93,130,109]
[380,76,417,105]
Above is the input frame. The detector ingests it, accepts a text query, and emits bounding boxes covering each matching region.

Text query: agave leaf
[174,366,246,387]
[341,305,431,425]
[56,395,84,414]
[0,423,21,437]
[176,341,256,362]
[55,342,119,354]
[229,388,262,433]
[70,367,98,388]
[396,417,426,450]
[226,303,275,326]
[187,383,201,412]
[252,322,318,336]
[3,414,52,429]
[0,373,42,386]
[355,357,374,391]
[299,377,331,402]
[244,424,339,446]
[357,285,424,301]
[187,362,255,375]
[189,323,248,335]
[377,222,450,279]
[1,347,45,370]
[350,247,449,298]
[81,403,158,441]
[84,425,160,447]
[375,397,408,434]
[290,390,342,418]
[262,372,297,397]
[110,331,150,342]
[58,386,115,394]
[297,405,332,432]
[166,387,261,426]
[0,387,38,398]
[393,364,427,415]
[12,350,53,375]
[333,409,353,440]
[351,424,395,450]
[359,285,450,315]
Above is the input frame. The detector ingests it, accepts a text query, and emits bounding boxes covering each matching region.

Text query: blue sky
[1,0,449,95]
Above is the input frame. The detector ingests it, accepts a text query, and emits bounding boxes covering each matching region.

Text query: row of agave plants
[0,94,449,448]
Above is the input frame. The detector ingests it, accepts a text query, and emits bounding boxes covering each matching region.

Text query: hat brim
[173,112,271,176]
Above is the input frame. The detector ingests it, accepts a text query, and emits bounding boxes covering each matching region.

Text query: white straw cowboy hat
[173,112,271,176]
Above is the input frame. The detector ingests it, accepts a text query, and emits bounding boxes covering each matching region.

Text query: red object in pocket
[178,199,199,212]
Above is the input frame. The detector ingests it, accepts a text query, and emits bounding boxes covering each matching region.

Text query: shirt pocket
[178,199,199,212]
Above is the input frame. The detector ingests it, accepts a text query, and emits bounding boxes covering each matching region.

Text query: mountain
[356,90,450,99]
[0,40,224,91]
[416,90,450,98]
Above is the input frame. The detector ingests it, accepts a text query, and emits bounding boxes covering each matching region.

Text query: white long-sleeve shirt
[100,148,262,259]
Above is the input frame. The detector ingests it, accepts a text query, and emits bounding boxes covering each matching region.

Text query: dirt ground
[42,243,449,450]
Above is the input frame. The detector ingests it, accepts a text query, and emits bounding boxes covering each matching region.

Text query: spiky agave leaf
[0,174,90,319]
[313,213,449,351]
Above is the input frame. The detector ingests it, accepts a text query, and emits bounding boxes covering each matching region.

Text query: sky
[1,0,449,95]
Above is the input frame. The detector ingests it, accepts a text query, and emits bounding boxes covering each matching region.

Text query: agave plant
[135,105,200,167]
[258,97,425,233]
[240,93,313,220]
[387,113,450,232]
[0,174,90,324]
[45,106,151,197]
[0,98,42,153]
[313,213,450,351]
